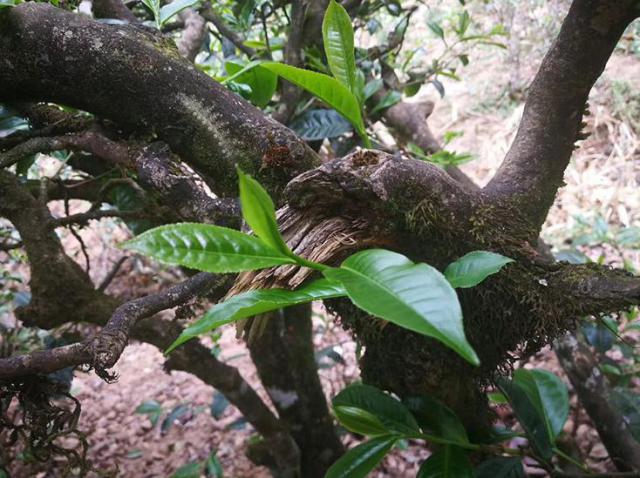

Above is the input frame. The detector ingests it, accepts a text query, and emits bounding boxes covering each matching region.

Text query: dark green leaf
[166,278,346,352]
[205,450,224,478]
[610,387,640,442]
[324,249,479,365]
[135,400,162,427]
[333,384,420,435]
[237,168,292,257]
[363,79,383,101]
[444,251,514,288]
[289,109,352,141]
[370,90,402,114]
[403,395,468,444]
[325,435,397,478]
[513,369,569,439]
[430,79,445,97]
[497,378,554,461]
[417,446,473,478]
[135,400,162,414]
[261,63,366,139]
[475,457,525,478]
[108,184,153,234]
[428,22,445,39]
[121,223,297,273]
[161,404,190,434]
[210,392,229,419]
[323,0,357,93]
[581,321,615,353]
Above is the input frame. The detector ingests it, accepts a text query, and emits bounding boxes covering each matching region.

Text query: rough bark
[0,3,320,199]
[555,333,640,471]
[486,0,640,229]
[247,305,344,478]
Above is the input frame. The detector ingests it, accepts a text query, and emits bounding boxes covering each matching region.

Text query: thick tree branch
[0,132,131,169]
[486,0,640,230]
[0,170,301,473]
[555,333,640,471]
[92,0,138,23]
[177,9,207,62]
[134,143,241,227]
[0,3,319,199]
[273,0,308,124]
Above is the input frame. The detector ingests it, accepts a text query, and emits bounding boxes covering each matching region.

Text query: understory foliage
[1,0,640,477]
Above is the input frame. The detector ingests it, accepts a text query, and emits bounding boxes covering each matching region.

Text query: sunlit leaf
[237,168,292,257]
[166,278,346,352]
[121,223,297,273]
[324,249,479,365]
[323,0,357,93]
[444,251,514,288]
[261,62,366,140]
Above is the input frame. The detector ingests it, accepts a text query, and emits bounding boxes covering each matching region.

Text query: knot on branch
[284,149,394,211]
[85,329,128,379]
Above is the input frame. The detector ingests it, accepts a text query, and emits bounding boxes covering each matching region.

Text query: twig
[51,209,148,228]
[201,4,256,58]
[96,256,128,292]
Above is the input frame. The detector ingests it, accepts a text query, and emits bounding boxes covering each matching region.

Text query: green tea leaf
[261,62,366,140]
[121,223,296,273]
[323,0,357,93]
[417,446,473,478]
[610,387,640,441]
[497,377,554,461]
[333,384,420,435]
[237,168,292,257]
[289,109,352,141]
[403,395,469,444]
[513,369,569,440]
[475,457,525,478]
[325,435,397,478]
[333,406,389,436]
[444,251,514,288]
[166,278,346,352]
[370,90,402,115]
[324,249,479,365]
[225,61,277,108]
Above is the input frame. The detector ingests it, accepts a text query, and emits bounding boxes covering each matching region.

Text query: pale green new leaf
[444,251,514,288]
[325,435,397,478]
[121,223,296,273]
[237,168,292,257]
[323,0,357,93]
[324,249,479,365]
[261,62,366,140]
[166,278,346,353]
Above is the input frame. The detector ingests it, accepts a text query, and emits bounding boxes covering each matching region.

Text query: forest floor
[3,1,640,477]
